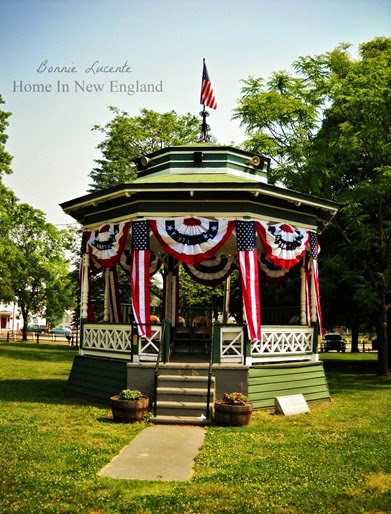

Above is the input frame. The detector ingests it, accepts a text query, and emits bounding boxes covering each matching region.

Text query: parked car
[321,333,346,352]
[27,324,49,334]
[49,326,67,335]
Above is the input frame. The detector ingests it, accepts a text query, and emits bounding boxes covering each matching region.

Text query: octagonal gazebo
[62,143,338,424]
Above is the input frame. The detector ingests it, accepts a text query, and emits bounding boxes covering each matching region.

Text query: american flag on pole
[309,231,324,338]
[236,220,261,341]
[131,220,151,337]
[200,59,217,109]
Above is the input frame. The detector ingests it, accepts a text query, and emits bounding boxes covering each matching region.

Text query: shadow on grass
[321,354,377,375]
[0,342,77,363]
[0,379,71,404]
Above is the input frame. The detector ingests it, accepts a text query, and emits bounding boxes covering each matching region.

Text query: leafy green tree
[6,203,75,340]
[89,108,200,191]
[235,37,391,375]
[178,266,225,322]
[0,95,12,178]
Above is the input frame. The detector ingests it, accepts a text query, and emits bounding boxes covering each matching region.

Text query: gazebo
[62,143,338,424]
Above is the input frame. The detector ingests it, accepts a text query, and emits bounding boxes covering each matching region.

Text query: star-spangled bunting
[87,222,130,268]
[131,220,151,337]
[183,255,235,286]
[200,60,217,109]
[236,220,261,342]
[256,222,309,269]
[150,217,234,265]
[259,253,290,284]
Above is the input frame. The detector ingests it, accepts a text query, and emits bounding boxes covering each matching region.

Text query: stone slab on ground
[98,424,206,481]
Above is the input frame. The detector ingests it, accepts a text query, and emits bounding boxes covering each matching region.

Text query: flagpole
[199,58,210,142]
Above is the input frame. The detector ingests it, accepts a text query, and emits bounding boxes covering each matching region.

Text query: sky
[1,0,389,227]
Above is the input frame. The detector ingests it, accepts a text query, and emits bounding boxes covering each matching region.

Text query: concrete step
[157,386,215,403]
[150,415,212,426]
[154,400,212,418]
[156,363,211,376]
[158,375,215,389]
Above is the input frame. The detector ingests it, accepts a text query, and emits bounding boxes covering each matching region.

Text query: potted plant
[214,392,253,426]
[110,389,149,423]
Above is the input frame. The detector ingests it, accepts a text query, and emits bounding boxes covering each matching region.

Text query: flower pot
[110,396,149,423]
[214,401,253,426]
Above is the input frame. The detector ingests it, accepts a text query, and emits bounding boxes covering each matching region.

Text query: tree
[6,203,76,340]
[88,108,200,191]
[0,94,12,178]
[178,266,225,322]
[234,37,391,375]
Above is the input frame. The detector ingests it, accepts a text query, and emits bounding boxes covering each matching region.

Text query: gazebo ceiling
[60,144,338,231]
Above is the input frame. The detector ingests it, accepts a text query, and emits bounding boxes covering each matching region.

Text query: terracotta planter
[214,401,253,426]
[110,396,149,423]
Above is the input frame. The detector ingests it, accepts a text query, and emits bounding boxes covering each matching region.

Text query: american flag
[200,60,217,109]
[309,231,324,338]
[236,220,261,341]
[131,220,151,337]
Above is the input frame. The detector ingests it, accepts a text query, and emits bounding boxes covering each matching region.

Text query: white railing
[137,325,163,362]
[251,326,314,363]
[82,323,133,358]
[81,323,314,364]
[220,326,244,363]
[82,323,163,361]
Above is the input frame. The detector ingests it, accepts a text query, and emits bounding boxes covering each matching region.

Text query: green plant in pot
[214,392,253,426]
[110,389,149,423]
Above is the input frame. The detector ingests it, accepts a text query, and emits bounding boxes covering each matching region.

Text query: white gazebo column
[80,252,90,320]
[162,256,179,326]
[300,259,307,324]
[103,268,111,322]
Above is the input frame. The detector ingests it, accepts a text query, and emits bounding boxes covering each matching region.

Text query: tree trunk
[350,323,359,353]
[376,300,389,376]
[20,306,28,341]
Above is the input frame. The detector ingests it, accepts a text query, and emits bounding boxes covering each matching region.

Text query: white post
[80,253,90,320]
[300,260,306,325]
[104,268,110,322]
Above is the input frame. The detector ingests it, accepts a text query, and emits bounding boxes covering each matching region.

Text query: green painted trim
[212,324,221,364]
[247,361,330,409]
[81,198,319,229]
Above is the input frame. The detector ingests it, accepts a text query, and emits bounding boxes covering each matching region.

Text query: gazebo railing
[251,326,314,363]
[82,323,133,358]
[137,324,163,361]
[81,322,315,363]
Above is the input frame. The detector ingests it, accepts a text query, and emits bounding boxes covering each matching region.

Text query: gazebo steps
[150,415,212,426]
[152,373,215,424]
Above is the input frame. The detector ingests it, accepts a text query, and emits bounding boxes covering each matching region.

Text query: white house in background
[0,302,75,334]
[0,302,21,333]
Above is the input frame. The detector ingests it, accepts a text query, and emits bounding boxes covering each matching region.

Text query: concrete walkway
[98,425,207,481]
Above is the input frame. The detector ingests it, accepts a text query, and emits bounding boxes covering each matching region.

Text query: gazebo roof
[61,143,338,230]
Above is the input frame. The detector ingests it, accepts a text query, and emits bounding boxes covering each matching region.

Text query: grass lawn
[0,341,390,513]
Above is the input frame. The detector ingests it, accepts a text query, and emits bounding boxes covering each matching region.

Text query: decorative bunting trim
[86,222,130,269]
[256,221,309,269]
[150,217,234,265]
[183,255,235,286]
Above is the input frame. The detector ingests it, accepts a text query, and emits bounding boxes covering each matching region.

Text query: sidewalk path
[98,424,207,481]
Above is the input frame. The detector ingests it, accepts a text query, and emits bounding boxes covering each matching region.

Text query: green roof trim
[134,173,260,184]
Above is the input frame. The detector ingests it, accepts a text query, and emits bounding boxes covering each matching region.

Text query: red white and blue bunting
[86,222,130,268]
[150,217,235,265]
[256,222,309,269]
[183,255,235,286]
[259,253,290,284]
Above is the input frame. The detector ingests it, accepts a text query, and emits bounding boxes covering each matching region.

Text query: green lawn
[0,341,390,513]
